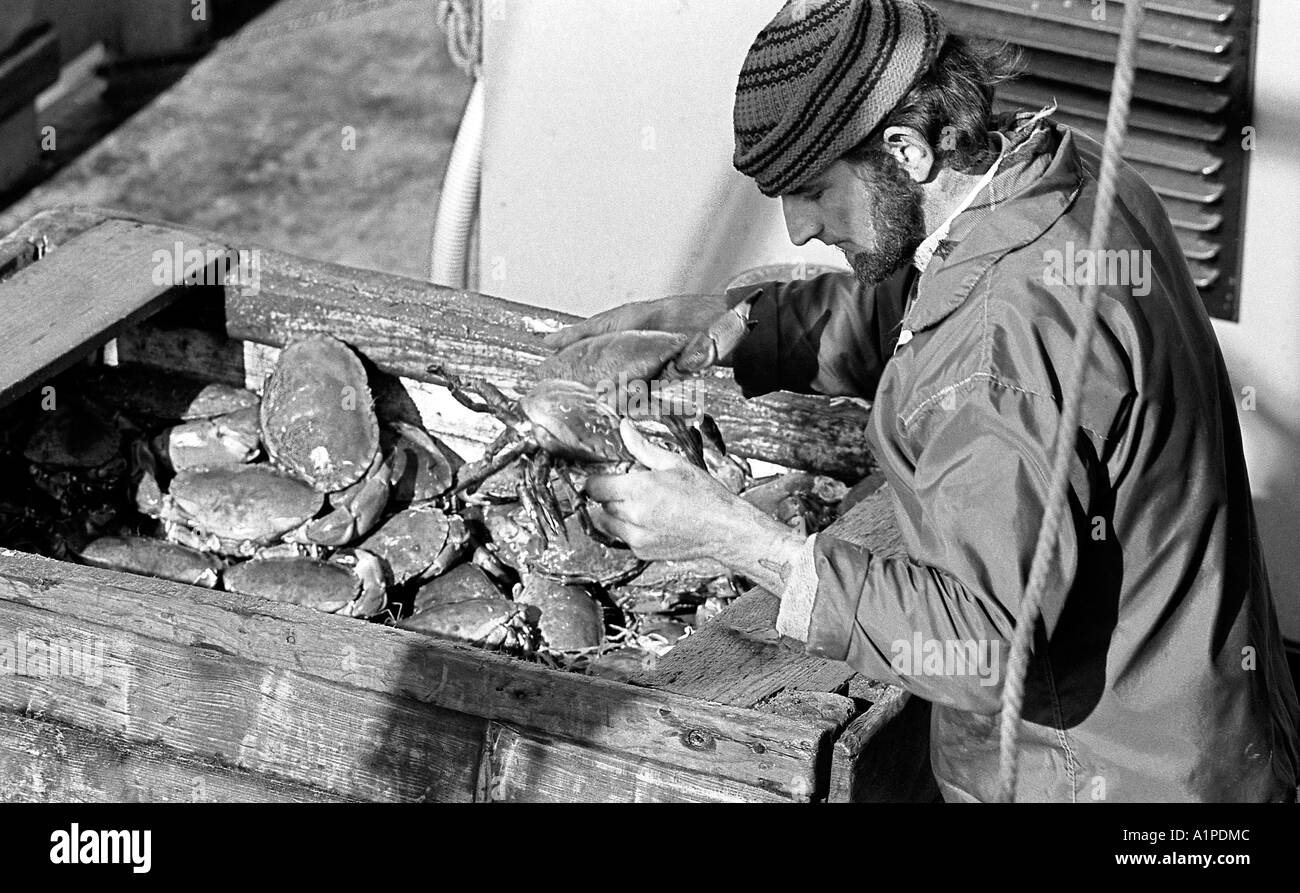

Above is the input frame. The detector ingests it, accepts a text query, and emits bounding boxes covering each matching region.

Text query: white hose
[430,78,485,288]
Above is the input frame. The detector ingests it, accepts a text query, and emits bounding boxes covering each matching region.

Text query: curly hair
[843,34,1024,174]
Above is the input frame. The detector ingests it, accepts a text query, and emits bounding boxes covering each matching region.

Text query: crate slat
[479,721,791,803]
[0,219,231,408]
[0,596,486,802]
[0,712,351,803]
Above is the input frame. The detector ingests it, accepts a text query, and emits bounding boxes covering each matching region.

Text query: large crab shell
[151,407,262,472]
[411,563,504,613]
[260,334,380,492]
[518,380,632,464]
[358,504,466,586]
[166,465,324,548]
[515,576,605,651]
[75,536,223,588]
[399,598,539,652]
[223,556,361,613]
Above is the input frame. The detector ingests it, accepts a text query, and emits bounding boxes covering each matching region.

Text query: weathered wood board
[0,712,351,803]
[0,218,230,408]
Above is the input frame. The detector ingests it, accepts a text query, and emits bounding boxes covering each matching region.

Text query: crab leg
[517,470,552,551]
[662,414,707,469]
[528,453,568,544]
[555,467,613,547]
[426,364,527,426]
[449,438,535,497]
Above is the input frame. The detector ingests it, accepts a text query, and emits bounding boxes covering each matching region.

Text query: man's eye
[808,189,825,202]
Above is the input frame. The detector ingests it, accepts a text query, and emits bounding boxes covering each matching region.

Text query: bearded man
[546,0,1299,802]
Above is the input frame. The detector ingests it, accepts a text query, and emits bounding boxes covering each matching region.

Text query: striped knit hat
[733,0,947,197]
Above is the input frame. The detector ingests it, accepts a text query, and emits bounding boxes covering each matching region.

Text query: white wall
[479,0,844,316]
[1216,0,1300,638]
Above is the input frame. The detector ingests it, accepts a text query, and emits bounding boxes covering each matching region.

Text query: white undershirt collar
[911,132,1009,273]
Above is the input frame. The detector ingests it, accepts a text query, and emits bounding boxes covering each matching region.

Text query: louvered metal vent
[929,0,1256,320]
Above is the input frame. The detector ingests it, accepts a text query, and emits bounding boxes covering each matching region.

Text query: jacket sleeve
[727,266,914,401]
[803,380,1089,715]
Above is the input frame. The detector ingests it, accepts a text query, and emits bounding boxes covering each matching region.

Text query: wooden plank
[828,688,938,803]
[637,484,906,705]
[0,206,109,280]
[479,721,791,802]
[0,218,233,408]
[637,591,858,706]
[0,596,485,802]
[0,711,352,803]
[0,548,834,800]
[0,206,876,478]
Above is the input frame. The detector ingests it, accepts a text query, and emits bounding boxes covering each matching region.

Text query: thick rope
[995,0,1146,803]
[436,0,482,77]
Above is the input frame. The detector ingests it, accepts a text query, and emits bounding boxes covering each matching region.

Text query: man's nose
[781,197,822,247]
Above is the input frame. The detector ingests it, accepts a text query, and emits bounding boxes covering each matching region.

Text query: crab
[285,449,392,547]
[22,399,129,523]
[160,464,324,556]
[380,421,456,509]
[260,334,380,492]
[358,503,471,587]
[482,501,644,587]
[610,556,734,616]
[222,552,387,617]
[151,406,262,472]
[411,563,504,613]
[399,598,540,653]
[514,575,606,652]
[428,368,704,553]
[584,646,658,682]
[73,535,224,588]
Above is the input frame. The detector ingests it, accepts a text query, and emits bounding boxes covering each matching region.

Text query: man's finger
[541,305,634,350]
[587,503,637,545]
[582,471,635,503]
[541,324,593,351]
[619,418,681,471]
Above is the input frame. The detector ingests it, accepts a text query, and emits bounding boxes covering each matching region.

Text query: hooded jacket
[728,117,1300,802]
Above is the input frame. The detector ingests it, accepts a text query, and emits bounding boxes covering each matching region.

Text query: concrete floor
[1,0,471,281]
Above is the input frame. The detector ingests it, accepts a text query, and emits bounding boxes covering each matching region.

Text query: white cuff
[775,533,819,641]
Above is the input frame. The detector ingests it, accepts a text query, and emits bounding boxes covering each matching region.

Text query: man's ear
[882,125,935,183]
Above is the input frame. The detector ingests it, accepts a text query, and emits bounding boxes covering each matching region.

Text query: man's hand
[543,294,730,353]
[583,419,806,593]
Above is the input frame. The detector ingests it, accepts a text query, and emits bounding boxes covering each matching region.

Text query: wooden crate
[0,206,934,803]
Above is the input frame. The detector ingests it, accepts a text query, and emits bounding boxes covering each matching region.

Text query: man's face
[779,150,927,286]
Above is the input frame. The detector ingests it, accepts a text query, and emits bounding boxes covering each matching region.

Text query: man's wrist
[714,506,807,594]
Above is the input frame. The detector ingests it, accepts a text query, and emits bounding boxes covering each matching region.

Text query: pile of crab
[0,331,849,678]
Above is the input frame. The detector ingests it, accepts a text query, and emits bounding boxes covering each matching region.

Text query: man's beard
[847,153,927,286]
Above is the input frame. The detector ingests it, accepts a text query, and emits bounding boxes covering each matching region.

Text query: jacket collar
[902,117,1086,335]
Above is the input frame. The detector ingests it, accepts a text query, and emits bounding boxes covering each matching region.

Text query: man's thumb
[619,418,680,471]
[542,326,582,349]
